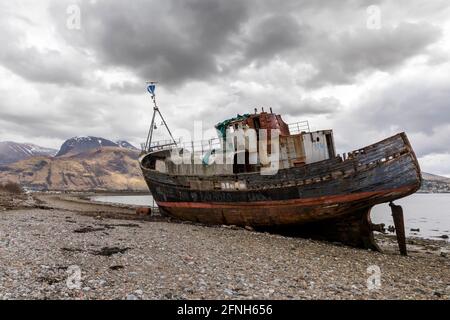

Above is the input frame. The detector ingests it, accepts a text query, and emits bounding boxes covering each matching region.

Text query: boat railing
[143,120,310,154]
[180,137,222,153]
[141,138,181,153]
[288,120,310,134]
[142,137,222,155]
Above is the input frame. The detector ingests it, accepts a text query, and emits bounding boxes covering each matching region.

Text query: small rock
[224,289,237,296]
[109,265,124,270]
[135,290,143,295]
[126,294,139,300]
[414,288,427,294]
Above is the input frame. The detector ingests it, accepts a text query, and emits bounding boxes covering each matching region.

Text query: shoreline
[1,191,449,300]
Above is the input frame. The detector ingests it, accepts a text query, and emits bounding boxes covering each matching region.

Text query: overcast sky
[0,0,449,176]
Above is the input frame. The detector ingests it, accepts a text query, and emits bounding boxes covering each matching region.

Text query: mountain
[0,141,57,165]
[420,172,450,193]
[116,140,138,150]
[422,172,450,184]
[0,137,146,191]
[0,147,147,191]
[56,136,118,157]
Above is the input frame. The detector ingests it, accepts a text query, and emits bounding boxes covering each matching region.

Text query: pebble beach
[0,192,449,300]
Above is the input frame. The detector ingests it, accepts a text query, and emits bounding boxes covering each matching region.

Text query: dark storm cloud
[49,0,249,86]
[358,79,450,135]
[0,90,109,140]
[304,23,442,87]
[242,14,307,65]
[46,0,442,90]
[283,97,342,117]
[234,18,441,87]
[0,46,84,86]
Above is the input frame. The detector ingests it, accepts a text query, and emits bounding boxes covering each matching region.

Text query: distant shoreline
[417,191,450,194]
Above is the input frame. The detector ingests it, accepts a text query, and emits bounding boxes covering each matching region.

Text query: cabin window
[316,137,320,142]
[253,118,261,130]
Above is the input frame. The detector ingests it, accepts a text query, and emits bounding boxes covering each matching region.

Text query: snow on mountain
[116,140,138,150]
[56,136,119,157]
[0,146,145,191]
[422,172,450,183]
[0,141,58,165]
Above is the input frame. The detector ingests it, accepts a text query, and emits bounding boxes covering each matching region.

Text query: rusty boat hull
[140,133,421,251]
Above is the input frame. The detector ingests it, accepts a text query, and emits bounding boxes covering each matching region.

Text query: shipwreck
[139,84,422,255]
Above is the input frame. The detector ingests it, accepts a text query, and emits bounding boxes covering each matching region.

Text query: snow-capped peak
[56,136,119,157]
[0,141,58,165]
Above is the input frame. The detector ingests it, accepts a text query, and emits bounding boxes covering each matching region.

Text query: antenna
[143,82,177,152]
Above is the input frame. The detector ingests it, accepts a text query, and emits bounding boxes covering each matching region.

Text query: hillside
[0,141,57,165]
[420,172,450,193]
[0,147,147,191]
[422,172,450,184]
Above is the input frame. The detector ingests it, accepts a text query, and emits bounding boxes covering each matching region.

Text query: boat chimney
[262,107,265,113]
[254,108,257,114]
[270,107,273,114]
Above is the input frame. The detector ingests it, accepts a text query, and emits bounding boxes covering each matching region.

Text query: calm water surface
[371,193,450,240]
[92,193,450,240]
[92,195,154,206]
